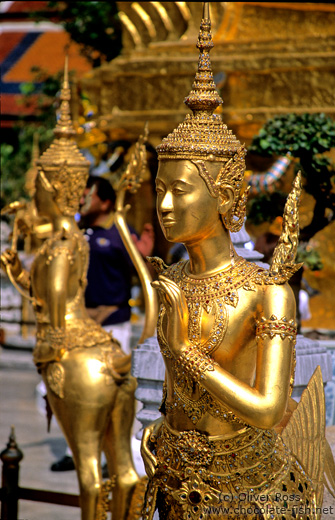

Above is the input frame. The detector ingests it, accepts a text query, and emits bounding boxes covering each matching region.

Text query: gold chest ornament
[155,256,261,426]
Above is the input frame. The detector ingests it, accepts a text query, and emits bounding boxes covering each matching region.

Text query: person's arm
[153,276,295,429]
[131,223,154,257]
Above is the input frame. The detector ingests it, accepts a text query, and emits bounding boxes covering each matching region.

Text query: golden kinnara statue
[140,3,335,520]
[1,60,146,520]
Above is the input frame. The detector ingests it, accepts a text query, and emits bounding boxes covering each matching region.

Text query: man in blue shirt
[80,175,154,351]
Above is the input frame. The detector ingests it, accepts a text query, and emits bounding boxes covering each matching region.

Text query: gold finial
[270,172,303,274]
[184,2,222,116]
[203,2,209,19]
[156,2,242,162]
[54,55,76,139]
[37,56,90,216]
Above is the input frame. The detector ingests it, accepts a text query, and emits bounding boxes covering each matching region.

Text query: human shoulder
[101,223,138,241]
[85,225,109,237]
[84,225,115,246]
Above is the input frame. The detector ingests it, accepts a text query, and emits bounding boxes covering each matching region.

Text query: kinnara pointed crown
[156,2,243,163]
[37,57,90,216]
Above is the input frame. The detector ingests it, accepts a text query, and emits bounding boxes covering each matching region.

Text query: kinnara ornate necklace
[157,256,261,426]
[157,256,260,358]
[178,255,258,308]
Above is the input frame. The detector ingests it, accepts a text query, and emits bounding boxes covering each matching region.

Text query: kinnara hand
[0,249,23,278]
[151,275,190,357]
[140,417,163,479]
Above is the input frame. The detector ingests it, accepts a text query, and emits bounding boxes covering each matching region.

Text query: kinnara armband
[256,314,297,341]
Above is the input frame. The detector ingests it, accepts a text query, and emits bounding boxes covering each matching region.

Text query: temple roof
[0,1,91,127]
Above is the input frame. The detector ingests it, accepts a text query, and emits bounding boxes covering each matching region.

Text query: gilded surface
[1,60,146,520]
[144,422,317,520]
[81,3,335,319]
[114,123,158,343]
[140,4,334,519]
[80,2,335,140]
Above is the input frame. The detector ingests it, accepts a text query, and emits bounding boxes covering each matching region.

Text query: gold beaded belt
[154,419,291,493]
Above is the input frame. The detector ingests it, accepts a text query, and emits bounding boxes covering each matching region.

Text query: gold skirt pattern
[142,420,317,520]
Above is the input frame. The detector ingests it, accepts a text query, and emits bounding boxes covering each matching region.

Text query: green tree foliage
[2,1,123,208]
[247,114,335,325]
[1,70,61,210]
[248,113,335,243]
[43,2,122,66]
[1,128,52,209]
[247,191,286,226]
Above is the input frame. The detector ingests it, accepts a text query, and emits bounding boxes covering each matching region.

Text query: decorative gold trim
[143,421,318,519]
[96,478,115,520]
[270,172,302,275]
[178,347,217,382]
[118,11,142,47]
[256,315,297,341]
[46,362,65,398]
[191,148,249,232]
[37,58,90,217]
[156,6,243,162]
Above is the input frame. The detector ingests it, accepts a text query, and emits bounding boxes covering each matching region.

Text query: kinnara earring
[223,186,250,233]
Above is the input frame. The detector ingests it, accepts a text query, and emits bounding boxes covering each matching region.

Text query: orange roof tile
[4,31,91,82]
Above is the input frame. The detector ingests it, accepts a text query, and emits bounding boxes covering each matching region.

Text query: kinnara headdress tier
[157,2,243,162]
[37,57,90,215]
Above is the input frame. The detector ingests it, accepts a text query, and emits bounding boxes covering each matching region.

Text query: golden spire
[157,2,243,162]
[37,57,90,216]
[54,55,76,139]
[184,2,222,117]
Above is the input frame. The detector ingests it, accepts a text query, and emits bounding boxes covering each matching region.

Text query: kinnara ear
[218,185,234,215]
